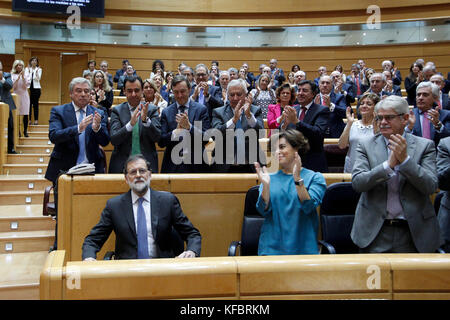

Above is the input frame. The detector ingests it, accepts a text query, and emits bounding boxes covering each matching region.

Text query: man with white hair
[422,64,436,81]
[381,60,402,86]
[430,74,450,109]
[382,70,402,97]
[361,72,393,99]
[405,81,450,147]
[352,95,443,253]
[190,63,222,120]
[331,70,356,107]
[211,79,264,173]
[314,66,327,85]
[269,58,285,88]
[293,70,306,91]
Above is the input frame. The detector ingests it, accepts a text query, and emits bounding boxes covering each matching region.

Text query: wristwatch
[294,178,304,186]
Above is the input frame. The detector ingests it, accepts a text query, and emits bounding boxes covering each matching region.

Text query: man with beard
[82,154,202,260]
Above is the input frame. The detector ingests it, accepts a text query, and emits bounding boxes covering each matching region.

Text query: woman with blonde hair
[338,92,380,173]
[11,59,31,137]
[249,74,276,118]
[90,70,113,116]
[143,78,168,115]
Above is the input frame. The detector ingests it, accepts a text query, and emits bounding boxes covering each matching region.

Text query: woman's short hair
[270,129,310,156]
[358,92,381,107]
[91,70,112,92]
[275,83,296,105]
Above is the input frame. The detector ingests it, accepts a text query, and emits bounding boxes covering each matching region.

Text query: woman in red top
[267,83,296,137]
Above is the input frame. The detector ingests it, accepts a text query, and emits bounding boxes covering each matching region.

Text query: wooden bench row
[40,250,450,300]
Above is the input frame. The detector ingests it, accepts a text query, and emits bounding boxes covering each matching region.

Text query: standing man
[351,95,442,253]
[331,70,356,107]
[190,64,223,120]
[360,73,393,99]
[269,58,285,88]
[0,61,17,154]
[437,137,450,253]
[314,66,327,85]
[406,82,450,147]
[99,60,113,87]
[430,74,450,109]
[159,75,210,173]
[283,80,330,172]
[117,65,136,95]
[211,79,265,173]
[45,77,110,249]
[109,76,161,173]
[315,75,346,138]
[82,154,201,260]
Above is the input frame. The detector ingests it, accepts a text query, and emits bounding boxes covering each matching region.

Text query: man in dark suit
[269,58,285,88]
[211,79,265,173]
[109,76,161,173]
[283,80,330,172]
[352,95,442,253]
[0,61,17,154]
[117,65,137,95]
[430,74,450,110]
[437,137,450,252]
[383,70,402,97]
[159,75,211,173]
[99,60,114,87]
[314,66,327,85]
[114,59,129,84]
[382,60,402,86]
[45,77,110,250]
[346,64,365,97]
[190,64,223,120]
[406,81,450,147]
[359,73,393,99]
[315,75,346,138]
[331,70,355,107]
[82,154,201,260]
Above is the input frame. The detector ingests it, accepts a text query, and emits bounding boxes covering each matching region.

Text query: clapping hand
[293,153,302,181]
[141,101,149,122]
[92,111,101,132]
[388,134,408,168]
[176,112,190,130]
[130,104,141,126]
[255,162,270,186]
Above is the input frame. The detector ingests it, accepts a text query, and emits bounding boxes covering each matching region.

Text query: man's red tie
[299,106,307,121]
[356,77,361,96]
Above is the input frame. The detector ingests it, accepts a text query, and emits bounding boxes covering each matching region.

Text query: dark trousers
[29,88,41,121]
[8,109,14,152]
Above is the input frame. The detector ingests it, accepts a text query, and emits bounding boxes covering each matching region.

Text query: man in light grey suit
[351,95,443,253]
[437,137,450,252]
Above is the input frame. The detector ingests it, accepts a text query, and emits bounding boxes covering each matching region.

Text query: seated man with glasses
[351,95,443,253]
[82,154,202,260]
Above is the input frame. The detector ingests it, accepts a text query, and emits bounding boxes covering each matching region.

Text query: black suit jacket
[411,107,450,148]
[287,103,330,172]
[82,189,202,260]
[190,84,224,120]
[158,100,211,173]
[109,102,161,173]
[0,72,16,110]
[45,103,110,184]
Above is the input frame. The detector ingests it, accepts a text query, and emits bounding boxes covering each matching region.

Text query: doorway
[60,53,88,104]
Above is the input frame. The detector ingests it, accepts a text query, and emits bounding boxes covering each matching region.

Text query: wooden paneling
[1,0,449,26]
[0,103,8,172]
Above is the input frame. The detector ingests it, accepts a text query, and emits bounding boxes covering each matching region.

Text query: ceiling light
[363,32,366,36]
[432,28,436,32]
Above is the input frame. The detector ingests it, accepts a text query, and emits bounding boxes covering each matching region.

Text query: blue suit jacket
[45,103,110,184]
[158,100,210,173]
[190,84,224,120]
[326,92,346,138]
[411,107,450,148]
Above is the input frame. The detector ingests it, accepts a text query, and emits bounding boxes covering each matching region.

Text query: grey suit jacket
[351,133,442,253]
[109,102,161,173]
[437,137,450,248]
[0,72,16,110]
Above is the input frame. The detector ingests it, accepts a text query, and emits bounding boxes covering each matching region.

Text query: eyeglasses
[196,73,208,77]
[375,114,405,122]
[127,168,149,176]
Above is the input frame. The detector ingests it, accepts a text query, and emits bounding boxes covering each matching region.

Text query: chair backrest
[244,185,263,217]
[324,144,348,173]
[320,182,361,253]
[240,215,265,256]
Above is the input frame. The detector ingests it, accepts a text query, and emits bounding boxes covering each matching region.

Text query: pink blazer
[267,104,283,137]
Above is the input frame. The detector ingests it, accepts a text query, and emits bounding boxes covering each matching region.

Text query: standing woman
[267,83,296,137]
[143,78,168,116]
[26,57,42,125]
[254,130,326,255]
[338,92,380,173]
[11,60,31,137]
[91,70,113,116]
[404,62,424,106]
[249,74,276,119]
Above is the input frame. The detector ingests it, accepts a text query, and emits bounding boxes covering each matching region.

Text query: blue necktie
[137,197,150,259]
[199,88,205,105]
[76,109,86,164]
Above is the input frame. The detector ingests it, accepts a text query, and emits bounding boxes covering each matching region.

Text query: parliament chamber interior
[0,0,449,303]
